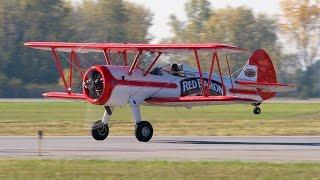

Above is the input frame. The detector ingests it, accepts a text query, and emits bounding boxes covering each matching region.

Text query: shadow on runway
[156,140,320,146]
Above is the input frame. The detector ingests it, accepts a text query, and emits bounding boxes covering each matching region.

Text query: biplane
[24,42,296,142]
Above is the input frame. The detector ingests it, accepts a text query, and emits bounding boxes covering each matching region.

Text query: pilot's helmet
[171,64,179,71]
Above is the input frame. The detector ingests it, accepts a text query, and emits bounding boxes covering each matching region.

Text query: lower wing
[42,92,86,100]
[145,96,258,106]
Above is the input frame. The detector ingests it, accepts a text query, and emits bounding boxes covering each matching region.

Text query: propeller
[84,70,104,99]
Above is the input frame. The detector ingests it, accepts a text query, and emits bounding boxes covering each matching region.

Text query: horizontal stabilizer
[235,81,296,92]
[42,92,86,100]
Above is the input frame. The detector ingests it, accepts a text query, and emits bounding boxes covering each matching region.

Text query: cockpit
[149,63,198,77]
[141,53,198,77]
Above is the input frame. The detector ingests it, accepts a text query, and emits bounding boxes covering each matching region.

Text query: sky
[126,0,281,42]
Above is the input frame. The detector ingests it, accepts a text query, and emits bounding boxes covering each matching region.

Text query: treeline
[167,0,320,98]
[0,0,152,97]
[0,0,319,98]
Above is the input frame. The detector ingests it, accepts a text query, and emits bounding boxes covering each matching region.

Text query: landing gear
[91,120,109,141]
[91,106,113,141]
[135,121,153,142]
[253,106,261,115]
[129,98,154,142]
[90,101,154,142]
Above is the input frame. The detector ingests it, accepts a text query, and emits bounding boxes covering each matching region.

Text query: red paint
[24,42,247,53]
[207,52,216,96]
[51,48,68,91]
[128,51,142,75]
[122,51,127,66]
[48,65,177,104]
[117,79,177,88]
[215,52,225,95]
[194,49,206,96]
[248,49,276,100]
[146,96,256,103]
[103,49,111,65]
[229,88,258,95]
[69,51,73,91]
[71,51,84,78]
[83,66,115,105]
[82,65,177,105]
[235,81,291,87]
[42,92,85,99]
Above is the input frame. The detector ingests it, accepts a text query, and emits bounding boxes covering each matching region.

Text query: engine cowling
[83,65,114,105]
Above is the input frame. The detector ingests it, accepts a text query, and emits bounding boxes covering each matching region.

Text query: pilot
[170,64,180,76]
[170,63,185,77]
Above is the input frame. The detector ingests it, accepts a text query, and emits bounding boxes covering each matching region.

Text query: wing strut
[193,49,206,96]
[143,52,162,76]
[69,51,73,91]
[207,52,226,96]
[103,49,112,65]
[122,51,127,66]
[128,50,142,75]
[71,50,84,79]
[225,54,234,95]
[51,48,85,94]
[51,48,68,92]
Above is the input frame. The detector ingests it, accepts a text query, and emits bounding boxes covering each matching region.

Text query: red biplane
[24,42,295,142]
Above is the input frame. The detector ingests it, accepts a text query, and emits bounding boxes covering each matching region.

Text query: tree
[0,0,153,97]
[295,60,320,98]
[169,6,282,73]
[0,0,72,84]
[168,0,211,43]
[279,0,320,70]
[0,0,73,98]
[72,0,152,42]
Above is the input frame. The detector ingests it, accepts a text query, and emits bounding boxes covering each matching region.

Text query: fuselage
[102,65,262,107]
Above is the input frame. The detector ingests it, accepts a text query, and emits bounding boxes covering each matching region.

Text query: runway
[0,136,319,161]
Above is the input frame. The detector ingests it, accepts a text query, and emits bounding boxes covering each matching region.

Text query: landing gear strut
[91,106,113,141]
[91,101,154,142]
[130,99,153,142]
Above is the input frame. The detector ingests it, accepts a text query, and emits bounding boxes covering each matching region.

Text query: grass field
[0,102,319,136]
[0,159,319,179]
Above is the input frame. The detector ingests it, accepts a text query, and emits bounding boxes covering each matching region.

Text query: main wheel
[135,121,153,142]
[253,106,261,115]
[91,120,109,141]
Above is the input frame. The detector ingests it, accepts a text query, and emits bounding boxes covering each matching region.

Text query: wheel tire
[135,121,153,142]
[253,106,261,115]
[91,120,109,141]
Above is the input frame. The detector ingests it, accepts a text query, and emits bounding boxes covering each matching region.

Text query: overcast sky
[126,0,281,42]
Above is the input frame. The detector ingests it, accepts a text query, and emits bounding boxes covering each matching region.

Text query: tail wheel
[91,120,109,141]
[253,106,261,115]
[135,121,153,142]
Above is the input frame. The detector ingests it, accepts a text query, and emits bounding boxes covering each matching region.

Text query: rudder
[238,49,277,100]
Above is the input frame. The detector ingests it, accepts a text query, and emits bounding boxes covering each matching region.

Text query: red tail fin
[237,49,277,100]
[249,49,277,99]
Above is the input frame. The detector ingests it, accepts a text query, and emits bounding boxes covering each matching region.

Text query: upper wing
[24,42,247,53]
[235,81,296,92]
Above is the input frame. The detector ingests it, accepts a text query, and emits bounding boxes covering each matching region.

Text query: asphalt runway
[0,136,319,161]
